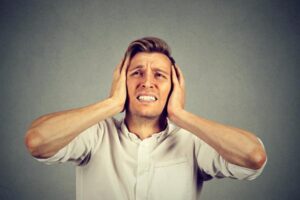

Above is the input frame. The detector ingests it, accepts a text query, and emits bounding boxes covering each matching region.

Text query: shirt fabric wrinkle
[36,117,266,200]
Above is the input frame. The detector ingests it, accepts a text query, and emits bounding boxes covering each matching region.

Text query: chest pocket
[148,157,191,200]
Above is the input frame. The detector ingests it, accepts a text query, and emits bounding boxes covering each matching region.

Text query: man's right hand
[25,55,131,158]
[109,55,130,112]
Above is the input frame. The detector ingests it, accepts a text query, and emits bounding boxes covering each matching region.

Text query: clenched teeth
[137,96,157,101]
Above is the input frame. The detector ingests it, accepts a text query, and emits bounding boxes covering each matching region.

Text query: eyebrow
[129,65,143,71]
[129,65,170,75]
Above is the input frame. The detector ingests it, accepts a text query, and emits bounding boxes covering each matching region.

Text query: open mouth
[136,95,158,102]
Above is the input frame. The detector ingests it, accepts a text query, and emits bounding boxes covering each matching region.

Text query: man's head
[124,37,175,119]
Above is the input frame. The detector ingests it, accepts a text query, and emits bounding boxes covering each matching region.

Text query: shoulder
[167,122,199,145]
[168,122,199,139]
[96,117,121,130]
[93,117,122,141]
[167,122,209,154]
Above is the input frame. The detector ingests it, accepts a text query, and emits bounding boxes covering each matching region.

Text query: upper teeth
[138,96,157,101]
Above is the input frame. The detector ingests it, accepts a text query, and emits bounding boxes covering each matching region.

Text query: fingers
[120,55,130,75]
[172,64,185,87]
[113,55,130,79]
[113,60,123,78]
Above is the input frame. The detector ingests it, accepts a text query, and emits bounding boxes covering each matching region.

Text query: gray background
[1,0,299,199]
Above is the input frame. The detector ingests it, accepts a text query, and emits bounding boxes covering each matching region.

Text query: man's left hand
[167,64,186,121]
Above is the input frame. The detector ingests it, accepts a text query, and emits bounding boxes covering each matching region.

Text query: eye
[131,70,142,76]
[155,72,166,79]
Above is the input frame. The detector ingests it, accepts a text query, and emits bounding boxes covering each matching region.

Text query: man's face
[126,52,172,119]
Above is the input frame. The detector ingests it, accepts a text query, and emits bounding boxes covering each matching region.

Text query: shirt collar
[120,118,176,144]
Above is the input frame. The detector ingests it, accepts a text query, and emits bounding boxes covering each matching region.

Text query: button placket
[135,141,151,200]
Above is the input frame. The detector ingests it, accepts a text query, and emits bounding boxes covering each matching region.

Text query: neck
[125,113,167,140]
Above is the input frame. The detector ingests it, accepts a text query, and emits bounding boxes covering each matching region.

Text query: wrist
[108,97,125,113]
[169,108,186,124]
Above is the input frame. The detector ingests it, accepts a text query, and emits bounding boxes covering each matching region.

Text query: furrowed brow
[129,65,144,72]
[153,67,170,76]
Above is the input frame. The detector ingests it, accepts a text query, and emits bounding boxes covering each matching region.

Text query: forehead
[128,52,172,72]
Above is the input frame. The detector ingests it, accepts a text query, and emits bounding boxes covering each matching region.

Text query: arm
[25,56,129,158]
[167,65,267,170]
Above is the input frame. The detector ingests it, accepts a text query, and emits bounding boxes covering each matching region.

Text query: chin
[136,112,161,119]
[128,108,163,119]
[126,103,166,120]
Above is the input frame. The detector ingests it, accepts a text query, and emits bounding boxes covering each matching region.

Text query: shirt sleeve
[35,120,107,166]
[194,136,267,180]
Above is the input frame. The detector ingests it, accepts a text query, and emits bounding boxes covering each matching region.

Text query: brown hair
[124,37,175,64]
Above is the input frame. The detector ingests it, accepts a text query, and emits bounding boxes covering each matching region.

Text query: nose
[141,72,154,88]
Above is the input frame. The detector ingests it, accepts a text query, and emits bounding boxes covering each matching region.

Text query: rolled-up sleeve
[35,121,105,166]
[194,136,267,180]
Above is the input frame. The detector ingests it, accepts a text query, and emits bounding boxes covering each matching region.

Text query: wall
[0,0,299,199]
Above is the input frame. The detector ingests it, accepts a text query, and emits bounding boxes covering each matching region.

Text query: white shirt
[37,118,266,200]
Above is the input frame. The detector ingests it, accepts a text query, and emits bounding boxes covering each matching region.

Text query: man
[25,37,267,200]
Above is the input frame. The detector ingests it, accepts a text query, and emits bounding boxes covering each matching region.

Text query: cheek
[160,82,172,100]
[126,80,136,97]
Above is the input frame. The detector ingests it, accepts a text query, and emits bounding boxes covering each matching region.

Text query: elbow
[248,147,267,170]
[24,129,44,158]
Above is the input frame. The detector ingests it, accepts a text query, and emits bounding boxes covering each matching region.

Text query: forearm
[25,98,122,158]
[170,109,266,170]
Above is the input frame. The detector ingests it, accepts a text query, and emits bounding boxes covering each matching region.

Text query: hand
[109,55,130,112]
[167,64,185,120]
